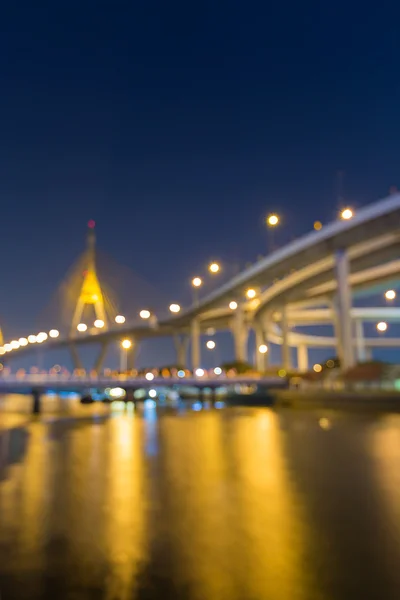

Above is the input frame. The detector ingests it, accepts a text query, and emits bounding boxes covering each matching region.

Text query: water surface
[1,400,400,599]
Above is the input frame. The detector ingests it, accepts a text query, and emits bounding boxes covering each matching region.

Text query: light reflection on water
[1,398,400,598]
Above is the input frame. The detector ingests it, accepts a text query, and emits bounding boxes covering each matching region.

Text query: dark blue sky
[1,1,400,361]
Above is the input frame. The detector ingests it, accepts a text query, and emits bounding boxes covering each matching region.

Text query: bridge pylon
[70,221,109,335]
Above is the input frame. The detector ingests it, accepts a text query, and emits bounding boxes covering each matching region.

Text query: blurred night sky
[1,1,400,368]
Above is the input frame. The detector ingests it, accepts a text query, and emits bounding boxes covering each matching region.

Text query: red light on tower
[88,219,95,229]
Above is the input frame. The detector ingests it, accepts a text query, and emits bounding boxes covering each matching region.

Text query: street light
[169,303,181,313]
[267,214,279,226]
[77,323,87,332]
[385,290,396,301]
[377,321,388,332]
[140,309,151,319]
[94,319,105,329]
[115,315,126,324]
[341,208,353,220]
[28,335,37,343]
[209,262,220,274]
[266,214,279,252]
[229,301,238,310]
[246,288,256,299]
[19,338,28,346]
[314,221,322,231]
[206,340,216,350]
[49,329,59,338]
[192,277,202,287]
[36,332,48,343]
[120,339,132,372]
[11,340,20,349]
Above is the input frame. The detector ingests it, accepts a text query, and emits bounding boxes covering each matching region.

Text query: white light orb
[258,344,268,354]
[121,339,132,349]
[149,389,157,398]
[145,372,154,381]
[209,262,220,273]
[192,276,202,288]
[140,309,151,319]
[267,214,279,226]
[313,364,323,373]
[385,290,396,301]
[49,329,59,338]
[341,208,353,220]
[246,288,256,299]
[19,338,28,346]
[77,323,87,332]
[28,335,37,344]
[229,301,238,310]
[195,368,205,377]
[214,367,222,375]
[206,340,216,350]
[115,315,126,324]
[94,319,105,329]
[169,303,181,313]
[377,321,388,332]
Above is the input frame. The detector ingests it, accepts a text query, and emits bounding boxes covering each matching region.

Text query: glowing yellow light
[91,294,98,301]
[140,309,151,319]
[209,262,220,274]
[192,277,202,287]
[121,339,132,349]
[94,319,105,328]
[258,344,268,354]
[49,329,59,338]
[385,290,396,301]
[109,387,125,398]
[314,221,322,230]
[319,417,331,430]
[169,303,181,313]
[206,340,216,350]
[77,323,87,332]
[278,369,287,377]
[115,315,126,324]
[4,343,12,352]
[267,214,279,226]
[341,208,353,220]
[246,288,256,299]
[313,363,322,373]
[229,301,238,310]
[19,337,28,346]
[10,340,20,349]
[0,347,5,355]
[145,372,154,381]
[28,335,37,344]
[377,321,388,332]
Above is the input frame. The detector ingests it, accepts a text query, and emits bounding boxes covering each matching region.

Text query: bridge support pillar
[232,304,248,363]
[94,341,109,374]
[297,344,308,372]
[69,344,83,371]
[334,249,355,370]
[127,341,138,371]
[191,319,201,371]
[174,334,188,368]
[255,322,268,371]
[355,319,366,363]
[281,305,291,370]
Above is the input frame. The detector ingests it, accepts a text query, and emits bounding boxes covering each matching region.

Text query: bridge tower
[70,221,108,335]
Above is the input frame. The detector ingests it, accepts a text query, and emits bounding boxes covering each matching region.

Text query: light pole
[191,277,202,307]
[266,214,279,253]
[120,339,132,372]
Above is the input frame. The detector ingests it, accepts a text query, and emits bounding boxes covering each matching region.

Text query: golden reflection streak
[160,411,237,600]
[104,414,146,599]
[230,409,311,599]
[370,415,400,526]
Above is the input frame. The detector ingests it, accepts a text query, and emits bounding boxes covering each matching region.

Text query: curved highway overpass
[3,193,400,372]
